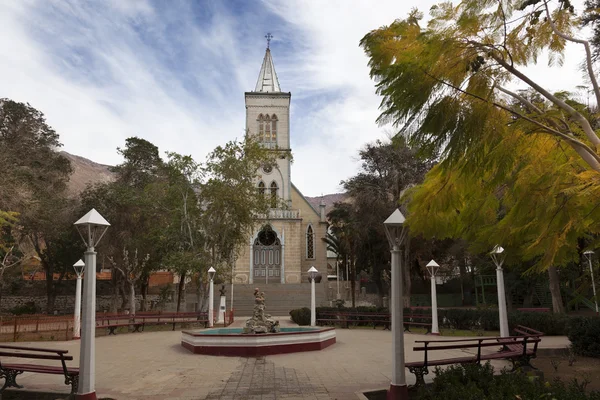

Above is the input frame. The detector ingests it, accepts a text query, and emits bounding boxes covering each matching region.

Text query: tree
[0,99,74,313]
[360,1,600,312]
[109,248,149,316]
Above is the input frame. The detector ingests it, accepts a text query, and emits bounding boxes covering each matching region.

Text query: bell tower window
[306,224,315,259]
[257,114,278,145]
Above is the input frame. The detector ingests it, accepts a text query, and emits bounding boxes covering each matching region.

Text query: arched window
[306,224,315,259]
[270,181,278,208]
[257,114,264,142]
[270,114,277,142]
[256,114,277,144]
[258,181,265,196]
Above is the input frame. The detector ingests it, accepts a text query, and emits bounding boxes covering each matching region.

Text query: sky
[0,0,593,197]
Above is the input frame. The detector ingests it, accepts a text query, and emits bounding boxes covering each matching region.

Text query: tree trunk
[140,276,148,311]
[129,281,136,316]
[118,279,127,311]
[110,271,119,313]
[548,266,565,314]
[350,254,356,308]
[176,271,186,312]
[459,260,467,306]
[45,263,55,314]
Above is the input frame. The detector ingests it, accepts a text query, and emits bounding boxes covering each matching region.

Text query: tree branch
[543,0,600,109]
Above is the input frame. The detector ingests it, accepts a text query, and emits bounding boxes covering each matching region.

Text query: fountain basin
[181,327,336,356]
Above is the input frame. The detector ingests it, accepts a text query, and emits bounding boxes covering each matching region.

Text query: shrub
[418,363,600,400]
[289,307,311,325]
[11,301,39,315]
[568,317,600,358]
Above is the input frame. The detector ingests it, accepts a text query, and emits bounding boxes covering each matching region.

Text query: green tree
[0,99,74,313]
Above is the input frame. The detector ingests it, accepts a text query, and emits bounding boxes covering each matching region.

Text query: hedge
[418,363,600,400]
[567,317,600,358]
[289,306,594,338]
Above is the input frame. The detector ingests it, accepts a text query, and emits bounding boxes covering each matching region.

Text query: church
[232,41,329,285]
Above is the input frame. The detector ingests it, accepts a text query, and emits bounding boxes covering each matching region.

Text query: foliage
[289,307,311,326]
[418,362,600,400]
[10,301,40,315]
[360,1,600,276]
[568,316,600,358]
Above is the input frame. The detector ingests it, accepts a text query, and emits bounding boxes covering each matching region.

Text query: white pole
[73,274,83,339]
[389,245,408,399]
[336,261,340,300]
[588,257,599,314]
[431,275,439,335]
[78,249,97,398]
[209,278,214,328]
[496,266,510,337]
[310,277,316,326]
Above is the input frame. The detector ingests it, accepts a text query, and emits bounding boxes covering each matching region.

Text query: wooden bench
[406,335,542,386]
[0,344,78,395]
[403,314,432,334]
[134,312,209,331]
[516,308,550,313]
[316,312,432,333]
[96,316,143,335]
[317,312,391,329]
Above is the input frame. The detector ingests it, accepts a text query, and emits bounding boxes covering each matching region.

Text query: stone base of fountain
[181,327,336,356]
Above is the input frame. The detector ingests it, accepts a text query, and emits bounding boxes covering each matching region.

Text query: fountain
[181,287,336,356]
[242,288,280,334]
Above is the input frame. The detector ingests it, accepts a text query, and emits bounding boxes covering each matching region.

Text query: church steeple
[254,33,281,93]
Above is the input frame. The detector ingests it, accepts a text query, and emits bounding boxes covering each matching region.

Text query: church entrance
[253,225,282,284]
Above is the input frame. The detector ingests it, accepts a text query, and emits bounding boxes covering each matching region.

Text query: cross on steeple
[265,33,273,49]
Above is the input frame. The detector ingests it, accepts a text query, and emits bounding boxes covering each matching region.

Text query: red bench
[406,329,542,386]
[0,344,79,395]
[96,315,143,335]
[316,312,432,333]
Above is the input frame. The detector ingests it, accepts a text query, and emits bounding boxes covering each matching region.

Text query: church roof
[254,48,281,93]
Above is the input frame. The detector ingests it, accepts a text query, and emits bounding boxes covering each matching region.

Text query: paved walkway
[6,317,570,400]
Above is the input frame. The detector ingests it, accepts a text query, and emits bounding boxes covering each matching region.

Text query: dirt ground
[533,353,600,392]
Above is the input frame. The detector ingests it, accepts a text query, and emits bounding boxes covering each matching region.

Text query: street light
[383,209,409,400]
[490,245,509,337]
[426,260,440,335]
[208,267,216,328]
[583,250,599,314]
[308,266,318,326]
[73,208,110,400]
[73,260,85,340]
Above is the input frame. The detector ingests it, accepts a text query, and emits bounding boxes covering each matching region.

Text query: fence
[0,314,73,342]
[0,310,236,342]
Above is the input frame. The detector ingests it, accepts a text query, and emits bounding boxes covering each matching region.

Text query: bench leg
[407,366,428,387]
[0,369,24,391]
[108,327,117,335]
[65,374,79,395]
[511,355,535,371]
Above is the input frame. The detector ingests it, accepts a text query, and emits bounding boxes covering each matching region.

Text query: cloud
[0,0,595,198]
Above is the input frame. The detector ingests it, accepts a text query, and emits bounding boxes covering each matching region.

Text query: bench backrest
[0,346,73,375]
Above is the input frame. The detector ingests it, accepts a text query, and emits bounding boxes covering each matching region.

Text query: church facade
[233,45,328,285]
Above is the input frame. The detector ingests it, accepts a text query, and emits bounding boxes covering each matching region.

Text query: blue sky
[0,0,591,196]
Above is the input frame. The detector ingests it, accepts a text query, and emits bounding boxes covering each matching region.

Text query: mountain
[61,151,115,195]
[305,193,349,216]
[62,152,348,210]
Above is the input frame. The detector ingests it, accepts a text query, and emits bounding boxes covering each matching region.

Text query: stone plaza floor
[5,317,570,400]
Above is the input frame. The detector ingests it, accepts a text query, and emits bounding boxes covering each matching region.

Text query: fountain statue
[242,288,280,334]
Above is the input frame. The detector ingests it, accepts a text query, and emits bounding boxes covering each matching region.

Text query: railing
[224,310,235,327]
[0,315,73,342]
[257,208,300,220]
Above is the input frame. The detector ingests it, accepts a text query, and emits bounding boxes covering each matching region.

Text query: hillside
[62,152,348,209]
[61,151,114,195]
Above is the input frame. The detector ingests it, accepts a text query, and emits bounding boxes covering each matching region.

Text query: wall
[1,294,160,314]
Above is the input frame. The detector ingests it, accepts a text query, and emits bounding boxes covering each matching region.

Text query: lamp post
[583,250,599,314]
[426,260,440,335]
[490,245,509,337]
[383,209,409,400]
[208,267,216,328]
[336,260,341,300]
[73,260,85,340]
[308,266,318,326]
[73,208,110,400]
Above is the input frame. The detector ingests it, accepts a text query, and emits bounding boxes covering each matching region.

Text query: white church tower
[233,35,328,287]
[244,34,292,207]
